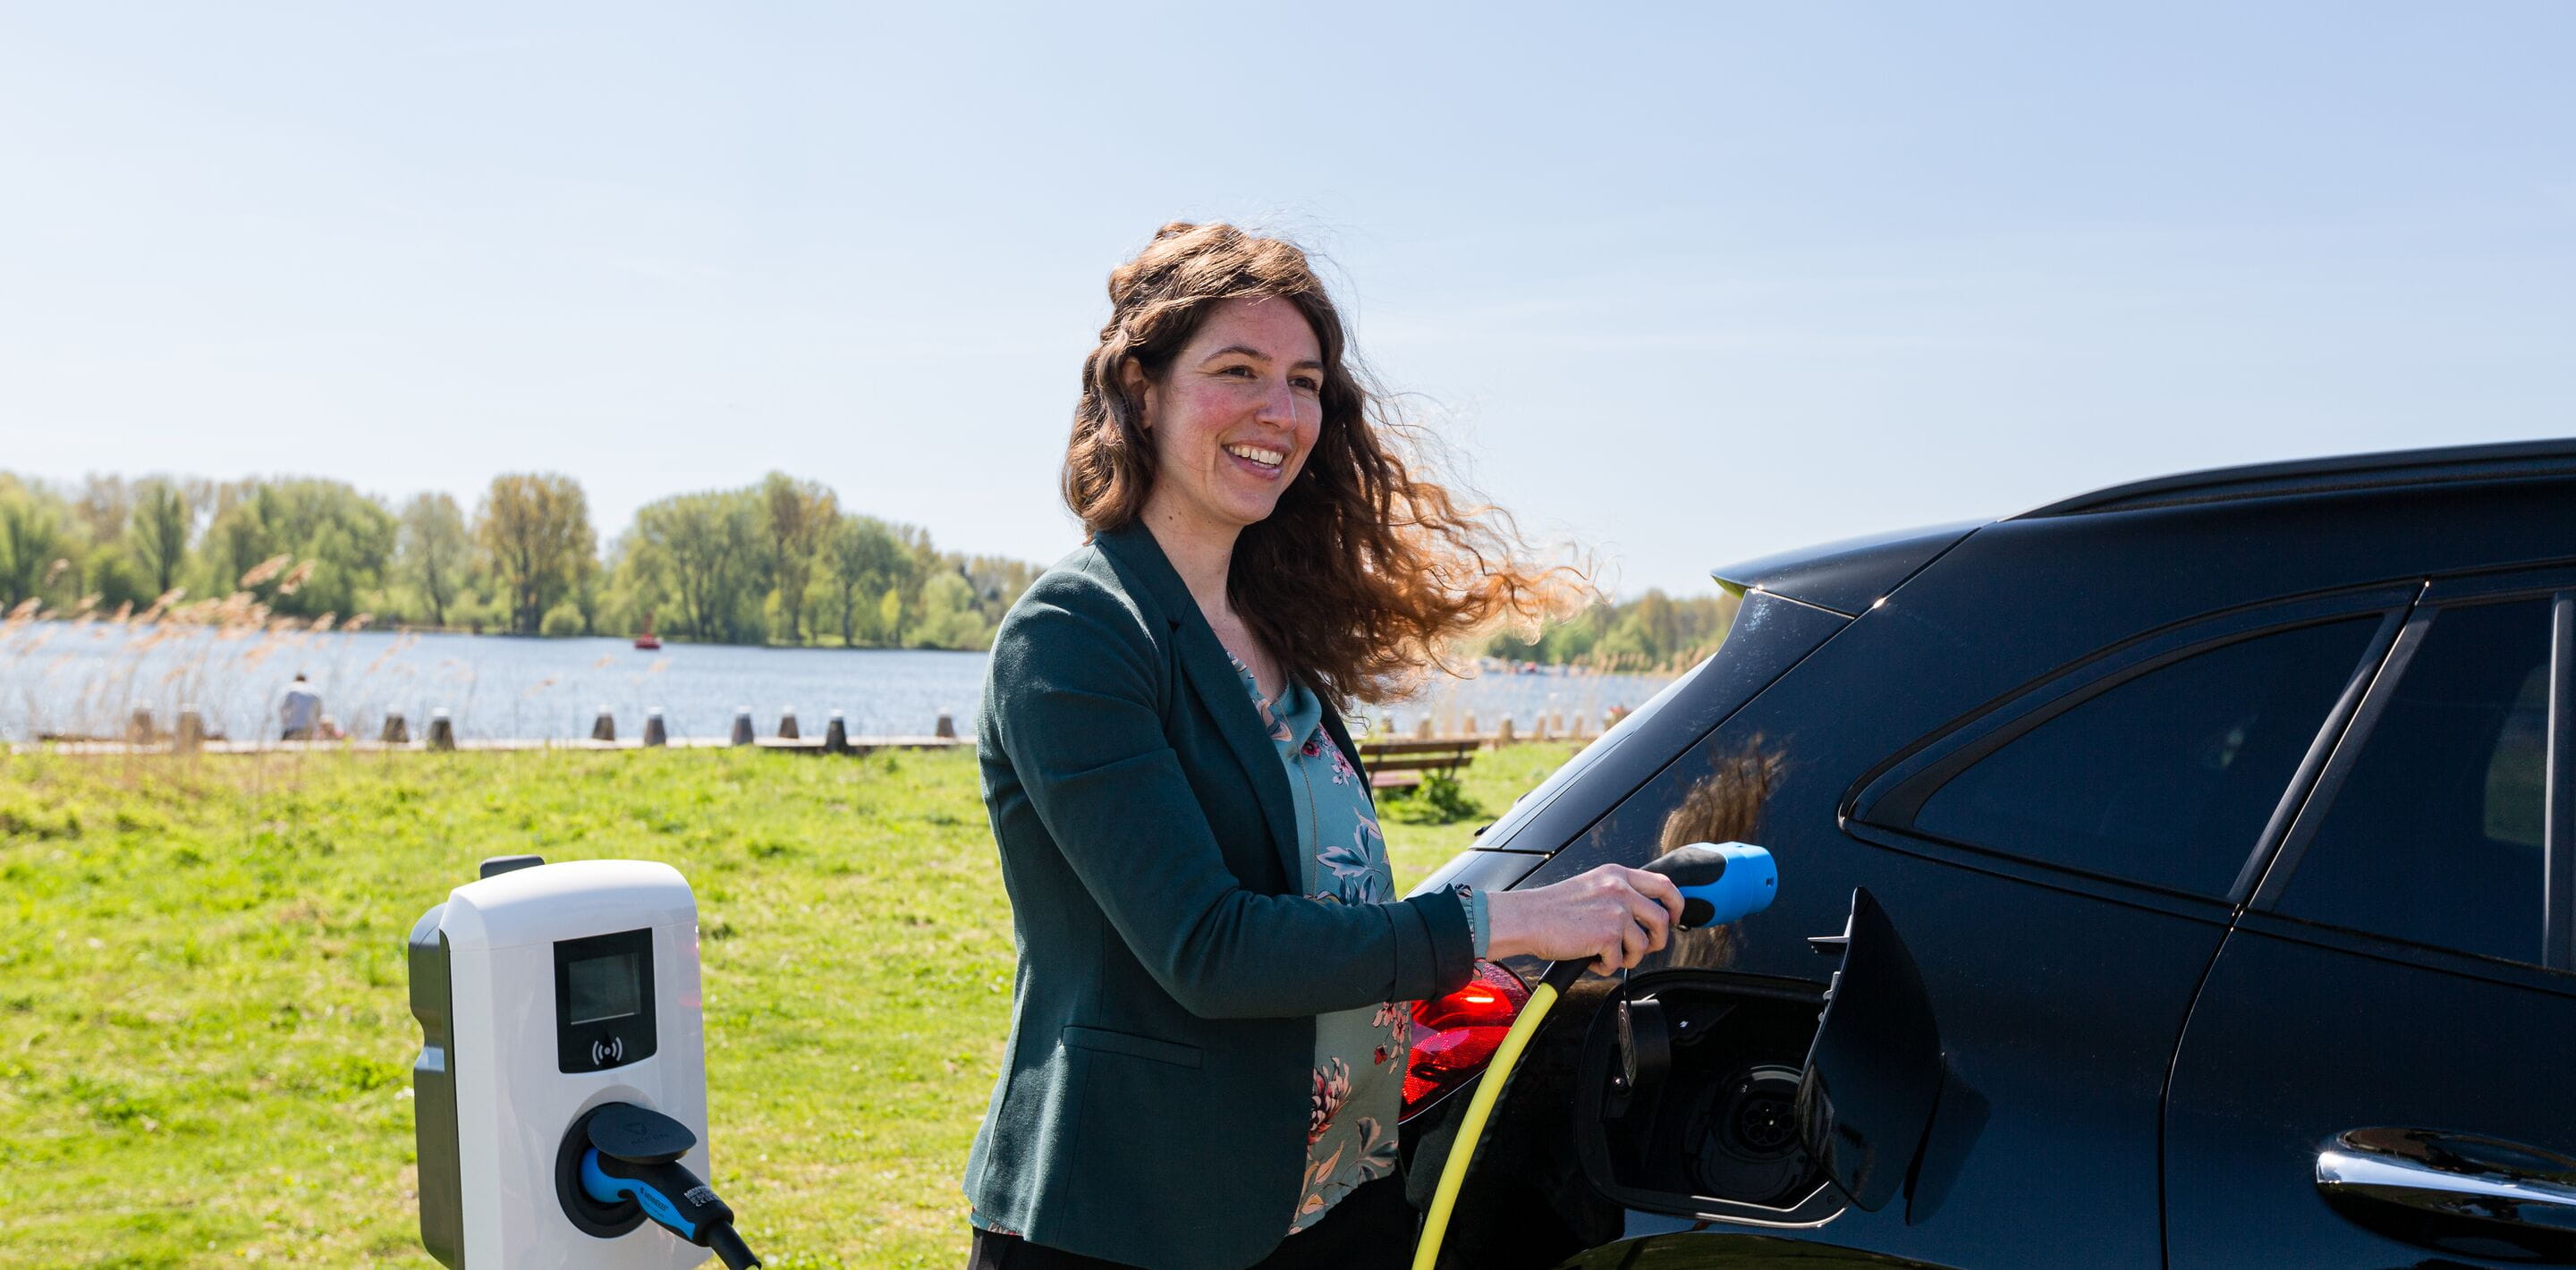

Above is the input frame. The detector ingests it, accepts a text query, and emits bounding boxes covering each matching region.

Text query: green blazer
[962,521,1478,1270]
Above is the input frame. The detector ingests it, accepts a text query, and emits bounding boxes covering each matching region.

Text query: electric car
[1396,438,2576,1269]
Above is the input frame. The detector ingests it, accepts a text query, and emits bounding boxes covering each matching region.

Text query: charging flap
[1792,887,1945,1212]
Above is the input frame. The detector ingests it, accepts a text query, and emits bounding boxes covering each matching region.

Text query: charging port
[1572,970,1845,1226]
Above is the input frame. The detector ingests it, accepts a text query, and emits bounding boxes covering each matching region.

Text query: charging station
[409,855,759,1268]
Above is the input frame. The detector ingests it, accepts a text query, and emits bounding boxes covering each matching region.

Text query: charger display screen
[554,927,658,1071]
[566,952,641,1024]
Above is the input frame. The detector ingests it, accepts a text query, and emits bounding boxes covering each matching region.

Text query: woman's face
[1128,296,1326,538]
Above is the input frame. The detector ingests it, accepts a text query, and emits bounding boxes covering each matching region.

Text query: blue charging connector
[580,1150,700,1240]
[570,1102,761,1268]
[1654,840,1778,934]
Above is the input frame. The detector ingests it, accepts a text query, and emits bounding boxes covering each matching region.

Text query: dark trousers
[965,1174,1415,1270]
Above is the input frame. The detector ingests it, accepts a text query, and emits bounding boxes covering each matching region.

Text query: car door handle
[2314,1126,2576,1258]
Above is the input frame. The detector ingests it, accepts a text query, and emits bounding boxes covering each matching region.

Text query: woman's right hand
[1483,864,1684,977]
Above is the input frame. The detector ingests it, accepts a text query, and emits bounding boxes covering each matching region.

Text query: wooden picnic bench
[1357,738,1480,791]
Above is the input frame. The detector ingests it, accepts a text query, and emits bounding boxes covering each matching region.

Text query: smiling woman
[965,223,1683,1270]
[1060,222,1575,708]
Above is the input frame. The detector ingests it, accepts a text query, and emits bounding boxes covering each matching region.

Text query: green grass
[0,741,1577,1266]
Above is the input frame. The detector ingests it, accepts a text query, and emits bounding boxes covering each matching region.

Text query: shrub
[539,599,587,638]
[1381,770,1483,826]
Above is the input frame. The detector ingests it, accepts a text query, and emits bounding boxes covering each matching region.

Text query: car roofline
[2015,437,2576,519]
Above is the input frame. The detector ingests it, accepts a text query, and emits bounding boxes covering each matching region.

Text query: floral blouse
[1230,656,1491,1237]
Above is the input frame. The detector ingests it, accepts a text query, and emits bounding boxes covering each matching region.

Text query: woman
[965,223,1683,1270]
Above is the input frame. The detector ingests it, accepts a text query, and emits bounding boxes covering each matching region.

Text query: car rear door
[1533,584,2411,1268]
[2164,569,2576,1266]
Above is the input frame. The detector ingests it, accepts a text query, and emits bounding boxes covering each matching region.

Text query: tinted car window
[2276,598,2550,963]
[1911,618,2377,896]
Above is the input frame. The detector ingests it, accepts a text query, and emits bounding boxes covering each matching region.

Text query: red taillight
[1400,960,1531,1121]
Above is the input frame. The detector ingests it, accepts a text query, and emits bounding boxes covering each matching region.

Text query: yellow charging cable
[1411,975,1569,1270]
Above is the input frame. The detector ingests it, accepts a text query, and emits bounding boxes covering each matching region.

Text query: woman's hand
[1483,864,1685,976]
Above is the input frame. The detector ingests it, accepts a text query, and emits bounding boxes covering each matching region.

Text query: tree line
[0,470,1038,651]
[1481,588,1739,673]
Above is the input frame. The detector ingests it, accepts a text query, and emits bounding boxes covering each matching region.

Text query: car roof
[1711,439,2576,618]
[2015,437,2576,519]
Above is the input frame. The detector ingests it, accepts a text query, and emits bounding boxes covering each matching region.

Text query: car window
[2275,598,2550,963]
[1910,618,2379,896]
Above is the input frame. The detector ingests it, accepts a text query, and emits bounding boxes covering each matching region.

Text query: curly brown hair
[1063,222,1587,707]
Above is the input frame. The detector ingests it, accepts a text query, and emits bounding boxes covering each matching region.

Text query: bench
[1357,739,1479,791]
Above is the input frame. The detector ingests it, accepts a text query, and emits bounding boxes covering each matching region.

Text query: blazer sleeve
[987,568,1476,1020]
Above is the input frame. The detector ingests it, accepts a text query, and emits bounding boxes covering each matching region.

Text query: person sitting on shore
[281,673,321,741]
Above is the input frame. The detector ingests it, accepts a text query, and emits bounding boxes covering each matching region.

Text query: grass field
[0,740,1579,1267]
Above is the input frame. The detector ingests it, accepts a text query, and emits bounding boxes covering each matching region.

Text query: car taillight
[1400,960,1531,1122]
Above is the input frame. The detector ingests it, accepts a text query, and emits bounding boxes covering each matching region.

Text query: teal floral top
[1230,656,1492,1237]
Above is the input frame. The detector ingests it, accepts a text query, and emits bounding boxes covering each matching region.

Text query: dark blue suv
[1399,439,2576,1268]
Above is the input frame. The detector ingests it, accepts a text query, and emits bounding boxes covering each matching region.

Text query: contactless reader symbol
[592,1036,626,1067]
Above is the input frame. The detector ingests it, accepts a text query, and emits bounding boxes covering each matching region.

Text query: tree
[398,492,471,627]
[1485,588,1735,671]
[824,513,908,646]
[623,489,765,643]
[72,475,131,546]
[878,586,904,647]
[0,481,68,608]
[911,571,990,649]
[128,478,193,597]
[957,552,1039,635]
[475,473,596,636]
[197,478,398,617]
[758,472,836,645]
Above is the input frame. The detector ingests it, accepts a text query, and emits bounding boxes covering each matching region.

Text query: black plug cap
[586,1102,698,1165]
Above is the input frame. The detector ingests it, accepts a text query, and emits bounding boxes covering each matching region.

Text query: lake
[0,623,1674,744]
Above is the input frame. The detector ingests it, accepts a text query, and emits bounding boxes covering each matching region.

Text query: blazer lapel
[1094,524,1303,892]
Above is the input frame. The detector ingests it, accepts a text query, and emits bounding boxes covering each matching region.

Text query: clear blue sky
[4,3,2570,597]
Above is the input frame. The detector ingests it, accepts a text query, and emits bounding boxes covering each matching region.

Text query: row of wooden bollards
[95,704,1599,752]
[402,706,963,751]
[103,706,962,754]
[1394,707,1629,745]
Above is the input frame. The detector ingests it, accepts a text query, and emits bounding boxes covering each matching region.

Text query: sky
[3,3,2571,598]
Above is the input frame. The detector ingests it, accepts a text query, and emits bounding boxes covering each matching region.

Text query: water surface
[0,625,1672,744]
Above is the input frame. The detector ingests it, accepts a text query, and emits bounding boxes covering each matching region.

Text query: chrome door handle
[2315,1127,2576,1258]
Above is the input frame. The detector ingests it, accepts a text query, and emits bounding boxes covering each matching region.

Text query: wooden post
[777,707,800,741]
[1496,716,1516,745]
[1462,712,1479,742]
[128,707,155,743]
[427,708,456,751]
[641,708,667,748]
[381,712,410,744]
[935,711,957,740]
[175,706,206,752]
[1532,713,1551,741]
[825,710,851,754]
[590,707,615,743]
[730,708,754,747]
[1415,716,1436,741]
